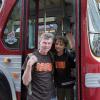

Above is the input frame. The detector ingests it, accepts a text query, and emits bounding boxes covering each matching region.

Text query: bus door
[0,0,37,100]
[80,0,100,100]
[0,0,22,100]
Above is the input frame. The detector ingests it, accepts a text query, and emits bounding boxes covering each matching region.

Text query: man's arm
[22,55,38,86]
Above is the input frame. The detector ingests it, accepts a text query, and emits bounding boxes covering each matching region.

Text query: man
[22,32,54,100]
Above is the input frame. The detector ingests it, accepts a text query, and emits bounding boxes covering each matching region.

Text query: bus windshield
[88,0,100,57]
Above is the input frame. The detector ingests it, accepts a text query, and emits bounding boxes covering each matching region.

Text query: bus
[0,0,100,100]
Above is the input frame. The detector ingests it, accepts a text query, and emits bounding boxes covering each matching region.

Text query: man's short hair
[40,32,54,41]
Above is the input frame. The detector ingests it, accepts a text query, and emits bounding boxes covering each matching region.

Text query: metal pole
[44,0,46,32]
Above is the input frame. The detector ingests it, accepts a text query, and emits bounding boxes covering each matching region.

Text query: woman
[54,35,75,100]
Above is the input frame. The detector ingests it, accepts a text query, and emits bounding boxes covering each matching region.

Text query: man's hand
[27,55,38,68]
[22,55,38,86]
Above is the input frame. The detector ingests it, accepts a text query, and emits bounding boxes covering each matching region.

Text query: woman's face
[55,39,65,53]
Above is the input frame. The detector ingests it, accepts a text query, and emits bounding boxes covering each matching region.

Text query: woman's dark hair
[54,35,68,46]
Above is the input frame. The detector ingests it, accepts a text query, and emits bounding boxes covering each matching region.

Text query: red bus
[0,0,100,100]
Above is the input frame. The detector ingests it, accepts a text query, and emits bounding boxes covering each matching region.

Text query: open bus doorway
[20,0,77,99]
[37,0,76,100]
[20,0,100,100]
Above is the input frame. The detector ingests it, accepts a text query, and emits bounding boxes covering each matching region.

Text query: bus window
[28,20,35,49]
[28,0,36,49]
[38,18,57,34]
[38,0,75,49]
[38,0,60,38]
[38,21,57,38]
[88,0,100,57]
[0,0,4,12]
[2,0,21,49]
[0,0,2,9]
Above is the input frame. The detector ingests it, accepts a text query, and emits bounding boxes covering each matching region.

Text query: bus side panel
[81,0,100,100]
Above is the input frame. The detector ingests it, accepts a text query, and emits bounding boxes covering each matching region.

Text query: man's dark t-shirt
[23,50,53,100]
